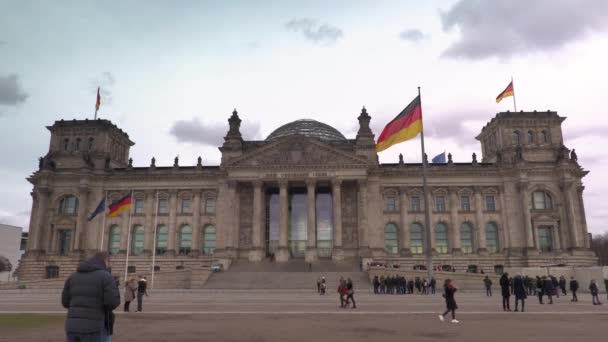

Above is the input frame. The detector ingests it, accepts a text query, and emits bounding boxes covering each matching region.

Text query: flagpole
[151,190,159,289]
[418,86,434,282]
[123,191,134,283]
[511,76,517,112]
[99,190,108,250]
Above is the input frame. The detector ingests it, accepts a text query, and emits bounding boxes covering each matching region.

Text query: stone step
[203,271,370,290]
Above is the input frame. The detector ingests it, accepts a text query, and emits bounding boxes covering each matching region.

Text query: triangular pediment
[225,135,371,168]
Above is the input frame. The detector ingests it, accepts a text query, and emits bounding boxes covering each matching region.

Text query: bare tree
[591,233,608,266]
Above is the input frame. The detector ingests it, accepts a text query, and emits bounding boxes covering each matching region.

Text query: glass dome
[266,119,346,141]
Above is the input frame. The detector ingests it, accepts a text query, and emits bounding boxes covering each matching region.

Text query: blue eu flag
[432,152,446,163]
[87,198,106,221]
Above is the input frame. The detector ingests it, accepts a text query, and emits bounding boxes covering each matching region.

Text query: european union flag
[432,152,446,163]
[87,198,106,221]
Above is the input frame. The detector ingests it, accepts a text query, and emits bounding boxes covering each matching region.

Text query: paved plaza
[1,289,606,341]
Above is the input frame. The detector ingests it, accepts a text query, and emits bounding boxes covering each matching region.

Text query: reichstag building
[20,108,596,280]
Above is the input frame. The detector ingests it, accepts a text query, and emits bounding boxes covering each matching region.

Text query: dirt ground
[2,312,607,342]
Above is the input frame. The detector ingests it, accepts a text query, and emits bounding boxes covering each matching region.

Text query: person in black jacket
[536,276,544,304]
[500,273,511,311]
[62,252,120,342]
[569,277,579,302]
[513,275,527,312]
[543,276,554,304]
[136,276,148,312]
[438,279,459,323]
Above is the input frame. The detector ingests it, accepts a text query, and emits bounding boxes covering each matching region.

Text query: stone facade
[20,109,596,282]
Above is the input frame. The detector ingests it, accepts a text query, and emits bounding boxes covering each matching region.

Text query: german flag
[108,194,132,218]
[376,95,422,153]
[496,81,514,103]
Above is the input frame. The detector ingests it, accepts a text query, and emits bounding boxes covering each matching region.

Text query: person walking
[551,276,559,298]
[543,276,554,304]
[430,277,437,295]
[500,273,511,311]
[337,277,346,308]
[123,278,137,312]
[438,279,459,323]
[559,276,567,296]
[483,276,493,297]
[589,280,602,305]
[536,276,544,304]
[61,252,120,342]
[136,276,148,312]
[513,274,527,312]
[569,277,579,302]
[345,278,357,308]
[320,276,326,295]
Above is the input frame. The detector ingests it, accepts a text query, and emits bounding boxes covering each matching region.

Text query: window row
[133,197,216,215]
[63,137,95,152]
[384,222,500,255]
[384,194,497,212]
[107,224,216,256]
[512,130,550,145]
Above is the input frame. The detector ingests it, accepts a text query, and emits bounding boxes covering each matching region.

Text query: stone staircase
[204,259,370,290]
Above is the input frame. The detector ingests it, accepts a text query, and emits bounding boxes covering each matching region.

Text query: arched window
[513,131,521,145]
[435,223,449,254]
[485,222,499,254]
[131,225,144,255]
[88,138,94,150]
[202,225,216,255]
[108,225,121,255]
[410,223,424,254]
[63,138,70,151]
[178,225,192,255]
[384,223,398,255]
[59,195,78,215]
[541,130,548,143]
[530,191,552,210]
[527,131,534,144]
[460,222,474,254]
[155,225,168,255]
[75,138,81,151]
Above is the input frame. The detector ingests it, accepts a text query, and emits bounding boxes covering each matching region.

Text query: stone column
[449,187,461,254]
[191,190,202,257]
[474,187,487,254]
[357,180,370,256]
[577,185,590,249]
[498,186,511,252]
[167,189,178,256]
[305,179,317,263]
[119,202,130,254]
[30,187,51,253]
[518,182,536,253]
[249,181,264,261]
[276,180,290,262]
[332,179,344,261]
[553,224,562,251]
[214,181,229,256]
[562,181,582,250]
[399,187,411,256]
[143,190,155,255]
[73,185,90,253]
[25,191,38,253]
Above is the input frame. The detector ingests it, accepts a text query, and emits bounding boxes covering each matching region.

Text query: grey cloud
[0,74,28,106]
[286,18,343,44]
[170,118,262,146]
[89,71,116,105]
[440,0,608,60]
[399,29,426,42]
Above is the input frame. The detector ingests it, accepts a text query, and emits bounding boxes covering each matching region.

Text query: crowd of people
[371,275,437,295]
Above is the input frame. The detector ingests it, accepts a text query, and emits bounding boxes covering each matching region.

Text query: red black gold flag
[95,87,101,112]
[376,95,422,153]
[496,81,514,103]
[108,194,131,218]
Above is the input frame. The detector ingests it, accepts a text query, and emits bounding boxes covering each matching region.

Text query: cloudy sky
[1,0,608,234]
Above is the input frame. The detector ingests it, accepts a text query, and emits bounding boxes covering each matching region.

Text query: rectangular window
[486,195,496,211]
[538,226,553,252]
[134,199,144,214]
[410,196,421,211]
[58,230,72,256]
[385,196,396,211]
[460,196,470,211]
[181,198,191,213]
[158,198,169,214]
[435,196,446,212]
[205,198,216,214]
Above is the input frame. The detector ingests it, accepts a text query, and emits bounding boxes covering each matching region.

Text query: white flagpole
[123,191,134,283]
[511,76,518,112]
[151,190,159,289]
[99,190,108,251]
[418,86,434,282]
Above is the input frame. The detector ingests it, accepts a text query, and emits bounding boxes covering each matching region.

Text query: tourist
[415,277,421,293]
[543,276,554,304]
[123,277,137,312]
[345,278,356,308]
[483,276,493,297]
[605,278,608,301]
[438,279,459,323]
[500,273,511,311]
[317,277,322,294]
[422,278,428,295]
[589,280,602,305]
[536,276,544,304]
[380,275,386,294]
[513,274,527,312]
[408,279,414,294]
[551,275,559,298]
[559,276,567,296]
[569,277,579,302]
[320,276,326,295]
[524,276,533,296]
[430,277,437,295]
[337,277,346,308]
[62,252,120,342]
[136,276,148,312]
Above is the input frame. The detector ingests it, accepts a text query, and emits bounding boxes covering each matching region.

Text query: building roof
[265,119,347,142]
